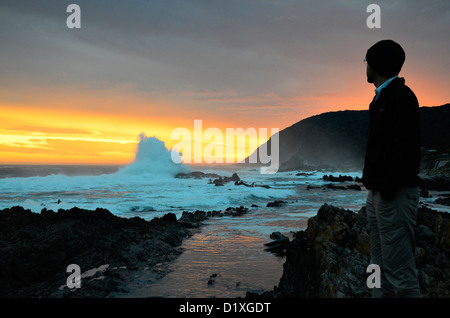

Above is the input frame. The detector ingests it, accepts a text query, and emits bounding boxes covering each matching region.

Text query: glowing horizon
[0,104,275,165]
[0,74,447,165]
[1,1,449,165]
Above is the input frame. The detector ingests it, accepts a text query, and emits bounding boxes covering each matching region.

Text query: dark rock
[269,232,289,243]
[323,174,354,182]
[326,183,347,190]
[207,273,219,285]
[234,180,271,189]
[420,189,432,198]
[213,177,225,186]
[296,172,313,177]
[415,206,450,297]
[249,203,450,298]
[0,204,249,298]
[229,173,240,182]
[0,206,192,297]
[264,232,290,257]
[308,183,361,191]
[264,244,287,257]
[175,171,221,179]
[176,171,272,189]
[179,210,208,225]
[435,196,450,206]
[212,172,241,186]
[416,225,435,244]
[224,206,248,216]
[266,200,286,208]
[325,183,361,191]
[419,176,450,191]
[306,184,322,190]
[346,184,362,191]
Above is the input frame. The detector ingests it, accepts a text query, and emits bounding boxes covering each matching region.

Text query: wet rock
[175,171,221,179]
[181,171,270,189]
[0,204,249,298]
[308,183,361,191]
[264,232,289,257]
[322,174,354,182]
[224,206,248,216]
[234,180,271,189]
[266,200,286,208]
[415,206,450,297]
[207,273,218,285]
[306,184,322,190]
[229,172,241,182]
[346,184,362,191]
[179,210,209,225]
[213,177,226,186]
[435,196,450,206]
[326,183,361,191]
[0,206,193,297]
[212,173,241,186]
[325,183,347,190]
[296,172,314,177]
[420,189,432,198]
[270,232,289,242]
[419,176,450,191]
[249,203,450,298]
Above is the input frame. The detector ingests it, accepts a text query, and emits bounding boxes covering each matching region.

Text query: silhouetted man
[362,39,421,297]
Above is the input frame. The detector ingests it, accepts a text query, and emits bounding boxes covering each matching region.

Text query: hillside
[246,104,450,172]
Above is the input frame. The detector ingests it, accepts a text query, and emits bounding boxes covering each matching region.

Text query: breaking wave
[117,134,190,178]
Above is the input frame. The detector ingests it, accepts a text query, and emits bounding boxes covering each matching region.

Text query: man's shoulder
[399,83,419,107]
[387,78,419,106]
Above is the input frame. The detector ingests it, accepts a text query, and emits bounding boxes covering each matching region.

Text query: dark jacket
[362,77,421,200]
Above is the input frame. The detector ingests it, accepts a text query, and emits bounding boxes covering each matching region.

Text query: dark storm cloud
[0,1,365,90]
[1,0,449,114]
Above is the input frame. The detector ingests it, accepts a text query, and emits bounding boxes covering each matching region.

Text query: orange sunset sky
[1,1,449,165]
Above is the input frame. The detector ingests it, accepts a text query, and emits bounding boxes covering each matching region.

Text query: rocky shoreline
[0,205,248,298]
[246,173,450,298]
[2,172,450,298]
[249,203,450,298]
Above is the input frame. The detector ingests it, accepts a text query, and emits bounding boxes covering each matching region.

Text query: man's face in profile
[366,63,376,84]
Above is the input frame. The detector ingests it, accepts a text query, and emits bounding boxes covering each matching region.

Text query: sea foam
[116,133,190,177]
[0,134,297,217]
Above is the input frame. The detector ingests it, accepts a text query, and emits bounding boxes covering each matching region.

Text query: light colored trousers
[366,187,421,297]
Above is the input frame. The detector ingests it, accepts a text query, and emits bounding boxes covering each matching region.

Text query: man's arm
[379,90,420,200]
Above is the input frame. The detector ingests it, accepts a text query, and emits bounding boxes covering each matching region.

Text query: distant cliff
[247,104,450,172]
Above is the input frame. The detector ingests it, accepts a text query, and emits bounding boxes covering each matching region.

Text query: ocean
[1,137,447,297]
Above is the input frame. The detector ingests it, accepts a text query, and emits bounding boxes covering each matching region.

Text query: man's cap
[365,39,405,78]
